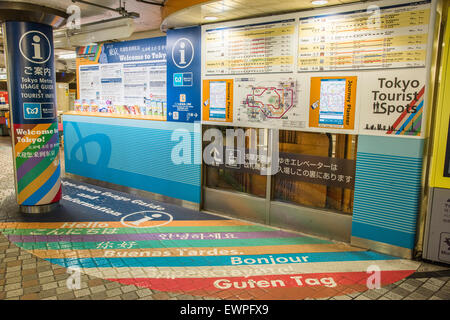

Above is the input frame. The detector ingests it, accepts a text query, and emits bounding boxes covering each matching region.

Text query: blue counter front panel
[352,135,424,249]
[63,115,201,204]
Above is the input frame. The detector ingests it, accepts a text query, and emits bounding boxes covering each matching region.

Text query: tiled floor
[1,136,449,300]
[1,228,450,301]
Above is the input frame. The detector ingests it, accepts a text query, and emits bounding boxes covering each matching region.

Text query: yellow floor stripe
[0,220,252,229]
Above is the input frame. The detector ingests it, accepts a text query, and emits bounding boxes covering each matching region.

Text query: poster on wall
[78,65,100,100]
[147,62,167,118]
[0,91,9,104]
[425,188,450,264]
[308,76,357,131]
[202,79,233,122]
[166,26,201,123]
[100,63,123,103]
[359,70,426,137]
[122,62,148,106]
[232,76,307,129]
[76,44,103,63]
[298,0,431,71]
[76,37,167,120]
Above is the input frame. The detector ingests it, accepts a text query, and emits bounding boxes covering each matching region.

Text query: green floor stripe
[1,225,276,235]
[15,237,332,250]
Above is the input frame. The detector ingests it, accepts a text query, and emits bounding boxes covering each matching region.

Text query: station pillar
[0,2,67,213]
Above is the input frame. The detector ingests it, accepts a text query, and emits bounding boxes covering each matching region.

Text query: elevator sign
[166,26,201,123]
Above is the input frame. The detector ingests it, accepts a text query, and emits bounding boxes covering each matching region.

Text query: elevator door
[202,126,356,242]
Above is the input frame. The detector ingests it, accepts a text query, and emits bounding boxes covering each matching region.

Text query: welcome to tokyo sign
[101,37,167,64]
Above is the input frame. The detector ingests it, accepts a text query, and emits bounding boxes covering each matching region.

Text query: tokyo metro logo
[19,30,51,64]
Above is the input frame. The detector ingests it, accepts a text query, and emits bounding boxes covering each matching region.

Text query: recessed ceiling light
[311,0,328,5]
[204,16,218,21]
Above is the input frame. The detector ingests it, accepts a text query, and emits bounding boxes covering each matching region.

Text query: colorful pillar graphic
[3,21,61,212]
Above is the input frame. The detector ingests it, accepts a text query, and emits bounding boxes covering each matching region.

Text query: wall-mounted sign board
[201,0,434,138]
[166,26,202,123]
[298,1,430,71]
[76,37,167,120]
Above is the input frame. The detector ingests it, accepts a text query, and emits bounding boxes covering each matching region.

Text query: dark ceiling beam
[136,0,165,7]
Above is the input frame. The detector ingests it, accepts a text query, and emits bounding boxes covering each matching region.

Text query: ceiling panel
[162,0,362,30]
[0,0,164,68]
[3,0,163,32]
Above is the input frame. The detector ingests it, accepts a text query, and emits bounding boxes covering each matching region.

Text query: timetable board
[298,1,430,71]
[205,19,296,75]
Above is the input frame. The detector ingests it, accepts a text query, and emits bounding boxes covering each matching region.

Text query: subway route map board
[234,77,306,129]
[298,1,431,71]
[205,19,296,75]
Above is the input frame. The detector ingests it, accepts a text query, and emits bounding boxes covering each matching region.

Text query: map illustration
[235,78,304,128]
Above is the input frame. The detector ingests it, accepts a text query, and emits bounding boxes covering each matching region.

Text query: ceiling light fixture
[204,16,219,21]
[58,53,76,59]
[311,0,328,5]
[65,17,135,46]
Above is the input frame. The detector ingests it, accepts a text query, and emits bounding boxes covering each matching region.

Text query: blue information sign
[166,26,201,122]
[5,21,57,125]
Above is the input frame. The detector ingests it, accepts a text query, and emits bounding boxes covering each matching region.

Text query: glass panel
[203,125,267,198]
[273,130,357,214]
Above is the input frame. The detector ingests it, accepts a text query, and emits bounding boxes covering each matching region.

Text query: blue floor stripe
[46,251,399,268]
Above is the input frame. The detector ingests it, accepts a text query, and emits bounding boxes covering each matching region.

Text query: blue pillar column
[0,3,67,213]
